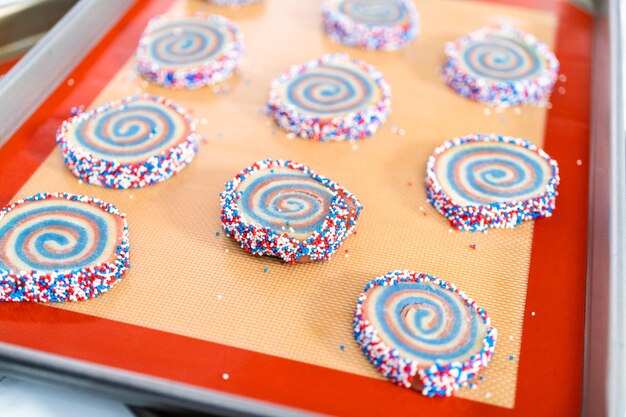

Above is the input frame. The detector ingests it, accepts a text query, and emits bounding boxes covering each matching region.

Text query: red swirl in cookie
[237,167,335,240]
[65,97,190,164]
[434,140,552,206]
[361,280,488,364]
[0,199,122,272]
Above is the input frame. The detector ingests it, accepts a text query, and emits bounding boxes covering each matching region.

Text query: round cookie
[441,25,559,107]
[322,0,419,51]
[57,94,200,189]
[136,14,243,89]
[0,193,130,302]
[220,159,361,263]
[354,270,497,397]
[426,133,559,231]
[267,53,391,142]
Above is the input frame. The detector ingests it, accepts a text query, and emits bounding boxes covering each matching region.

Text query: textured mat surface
[11,0,557,408]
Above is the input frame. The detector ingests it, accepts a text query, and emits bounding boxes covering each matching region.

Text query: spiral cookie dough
[220,159,361,263]
[426,133,559,231]
[0,193,130,302]
[322,0,419,51]
[442,25,559,107]
[354,270,497,397]
[56,94,200,189]
[136,14,243,89]
[268,53,391,142]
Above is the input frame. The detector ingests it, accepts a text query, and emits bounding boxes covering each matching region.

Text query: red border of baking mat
[0,1,591,415]
[0,55,23,76]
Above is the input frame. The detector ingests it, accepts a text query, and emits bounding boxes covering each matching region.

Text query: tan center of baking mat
[11,0,556,409]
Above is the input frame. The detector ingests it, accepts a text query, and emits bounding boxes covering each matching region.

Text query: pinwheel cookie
[354,270,497,397]
[220,159,361,263]
[0,193,130,302]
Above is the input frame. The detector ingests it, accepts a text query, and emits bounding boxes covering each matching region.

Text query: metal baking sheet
[0,0,592,415]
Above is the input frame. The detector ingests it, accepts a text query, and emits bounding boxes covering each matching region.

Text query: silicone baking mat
[0,0,591,416]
